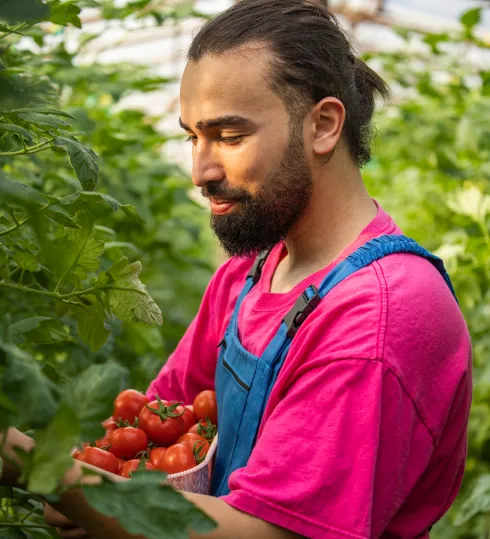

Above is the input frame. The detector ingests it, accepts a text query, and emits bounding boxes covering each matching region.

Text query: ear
[310,97,345,157]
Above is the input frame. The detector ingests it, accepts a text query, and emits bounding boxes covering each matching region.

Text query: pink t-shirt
[148,202,472,539]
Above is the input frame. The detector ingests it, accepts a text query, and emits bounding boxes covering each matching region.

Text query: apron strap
[282,234,457,339]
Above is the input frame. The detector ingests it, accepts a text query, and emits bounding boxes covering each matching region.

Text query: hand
[44,503,93,538]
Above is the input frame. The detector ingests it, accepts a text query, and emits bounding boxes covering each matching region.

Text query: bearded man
[4,1,472,538]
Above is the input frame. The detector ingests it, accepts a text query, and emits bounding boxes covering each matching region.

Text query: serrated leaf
[53,136,99,191]
[9,108,77,120]
[48,1,81,28]
[0,123,33,142]
[27,403,80,495]
[121,204,146,224]
[46,205,80,229]
[0,0,49,23]
[104,257,163,325]
[83,473,216,539]
[1,342,58,428]
[461,7,482,31]
[0,177,46,207]
[13,248,38,271]
[18,112,70,129]
[60,191,145,223]
[69,294,111,352]
[10,316,70,344]
[49,211,103,282]
[64,361,128,441]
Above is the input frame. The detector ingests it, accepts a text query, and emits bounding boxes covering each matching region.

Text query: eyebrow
[179,115,254,131]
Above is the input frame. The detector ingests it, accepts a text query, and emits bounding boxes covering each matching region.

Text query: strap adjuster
[284,285,321,338]
[247,250,270,284]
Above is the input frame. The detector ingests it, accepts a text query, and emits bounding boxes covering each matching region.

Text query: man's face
[180,46,313,257]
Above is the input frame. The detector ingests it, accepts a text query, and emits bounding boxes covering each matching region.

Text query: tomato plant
[0,0,215,537]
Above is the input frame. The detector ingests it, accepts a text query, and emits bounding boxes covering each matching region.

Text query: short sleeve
[222,359,435,539]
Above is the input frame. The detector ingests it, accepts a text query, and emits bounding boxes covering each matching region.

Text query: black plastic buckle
[284,285,321,338]
[247,250,269,284]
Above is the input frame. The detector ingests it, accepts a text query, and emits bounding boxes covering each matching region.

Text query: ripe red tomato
[175,406,197,433]
[188,421,206,435]
[117,458,126,471]
[177,433,209,461]
[75,447,119,474]
[193,390,218,425]
[102,417,117,432]
[119,459,156,478]
[108,427,148,459]
[157,444,196,474]
[95,435,111,449]
[138,399,185,446]
[113,389,149,424]
[149,447,167,468]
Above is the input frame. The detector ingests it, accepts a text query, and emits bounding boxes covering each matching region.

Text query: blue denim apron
[211,234,457,496]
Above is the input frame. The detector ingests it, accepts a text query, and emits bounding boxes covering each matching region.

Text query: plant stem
[0,282,147,303]
[0,22,28,39]
[20,507,35,524]
[0,202,56,238]
[0,522,53,529]
[0,140,52,157]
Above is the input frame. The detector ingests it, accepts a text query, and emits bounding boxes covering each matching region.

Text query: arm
[1,428,299,539]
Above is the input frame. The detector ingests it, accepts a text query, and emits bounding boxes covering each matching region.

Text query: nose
[191,141,225,188]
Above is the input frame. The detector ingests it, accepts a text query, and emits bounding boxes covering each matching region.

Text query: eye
[220,135,243,145]
[185,135,198,144]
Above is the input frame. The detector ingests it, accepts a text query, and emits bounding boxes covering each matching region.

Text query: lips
[209,198,238,215]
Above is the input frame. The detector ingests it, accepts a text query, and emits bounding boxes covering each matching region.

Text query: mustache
[202,182,250,202]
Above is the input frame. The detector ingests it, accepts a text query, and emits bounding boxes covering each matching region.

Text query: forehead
[180,46,287,125]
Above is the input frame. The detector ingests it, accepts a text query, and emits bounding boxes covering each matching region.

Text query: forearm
[0,428,35,487]
[53,488,298,539]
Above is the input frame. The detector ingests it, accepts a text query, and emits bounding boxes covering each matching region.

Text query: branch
[0,202,56,237]
[0,140,53,157]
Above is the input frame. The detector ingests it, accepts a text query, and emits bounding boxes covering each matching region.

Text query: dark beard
[204,128,313,258]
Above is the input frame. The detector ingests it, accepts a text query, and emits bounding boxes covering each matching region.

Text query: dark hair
[188,0,390,166]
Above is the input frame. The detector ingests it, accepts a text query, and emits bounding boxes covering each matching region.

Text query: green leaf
[46,205,81,229]
[49,211,103,282]
[69,294,111,352]
[48,0,81,28]
[460,7,482,31]
[18,112,70,129]
[13,248,38,271]
[454,474,490,525]
[0,123,33,142]
[103,257,163,325]
[53,136,99,191]
[9,108,77,120]
[0,177,46,208]
[10,316,70,344]
[1,342,58,428]
[120,204,146,225]
[60,192,145,223]
[83,473,216,539]
[64,361,128,441]
[27,402,80,495]
[0,0,49,23]
[0,390,18,429]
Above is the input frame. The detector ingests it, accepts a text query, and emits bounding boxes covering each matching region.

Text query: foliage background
[0,0,489,537]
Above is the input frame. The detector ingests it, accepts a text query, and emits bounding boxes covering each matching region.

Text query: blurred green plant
[363,7,490,537]
[0,0,215,537]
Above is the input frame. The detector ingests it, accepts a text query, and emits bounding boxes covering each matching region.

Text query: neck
[272,155,377,292]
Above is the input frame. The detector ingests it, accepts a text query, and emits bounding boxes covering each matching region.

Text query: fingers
[44,503,76,528]
[56,527,93,538]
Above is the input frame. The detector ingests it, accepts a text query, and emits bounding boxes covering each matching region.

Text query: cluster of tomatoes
[73,389,218,478]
